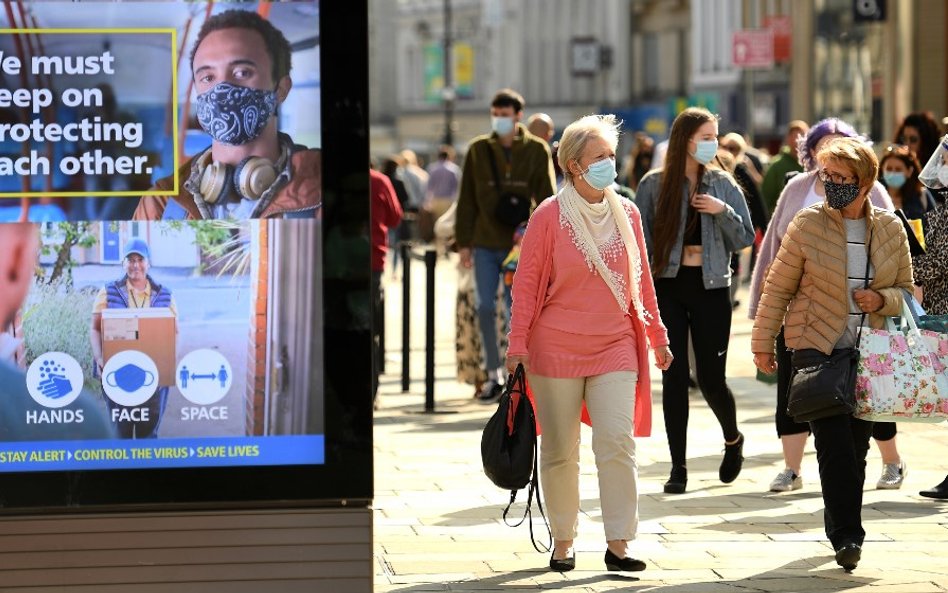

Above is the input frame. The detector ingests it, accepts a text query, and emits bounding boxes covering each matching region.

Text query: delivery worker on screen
[91,238,178,438]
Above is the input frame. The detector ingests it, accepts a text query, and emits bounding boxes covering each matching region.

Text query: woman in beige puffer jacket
[752,137,913,573]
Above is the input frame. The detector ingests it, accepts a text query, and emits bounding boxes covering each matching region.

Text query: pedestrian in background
[879,144,935,233]
[424,145,462,241]
[381,157,412,277]
[720,132,769,291]
[636,107,755,494]
[455,88,555,403]
[914,138,948,499]
[748,118,904,493]
[433,201,507,398]
[761,121,810,216]
[527,112,556,145]
[505,114,671,572]
[621,131,655,191]
[369,168,403,408]
[752,137,913,572]
[894,111,943,169]
[399,149,429,212]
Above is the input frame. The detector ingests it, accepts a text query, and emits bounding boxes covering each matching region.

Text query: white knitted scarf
[558,183,647,323]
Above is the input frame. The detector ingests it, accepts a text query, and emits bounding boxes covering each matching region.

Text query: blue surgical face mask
[883,171,906,189]
[196,82,278,145]
[691,139,719,165]
[491,116,515,136]
[106,364,155,393]
[581,157,617,191]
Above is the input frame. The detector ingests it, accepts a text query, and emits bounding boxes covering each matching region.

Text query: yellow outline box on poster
[0,28,178,198]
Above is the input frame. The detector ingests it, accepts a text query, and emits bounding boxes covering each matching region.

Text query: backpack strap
[500,373,552,554]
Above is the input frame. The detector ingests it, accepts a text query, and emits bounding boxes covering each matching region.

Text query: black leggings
[657,266,740,468]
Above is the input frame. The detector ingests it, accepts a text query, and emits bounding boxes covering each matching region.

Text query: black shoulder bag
[484,145,531,228]
[786,236,871,422]
[480,364,551,553]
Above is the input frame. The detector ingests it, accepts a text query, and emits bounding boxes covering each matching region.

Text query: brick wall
[245,223,269,436]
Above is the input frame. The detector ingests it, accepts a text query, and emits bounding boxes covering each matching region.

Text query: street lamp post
[442,0,454,147]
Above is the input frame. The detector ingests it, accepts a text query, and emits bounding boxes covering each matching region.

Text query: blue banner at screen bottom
[0,435,325,472]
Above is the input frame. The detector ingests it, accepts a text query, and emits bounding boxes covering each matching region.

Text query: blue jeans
[473,247,511,374]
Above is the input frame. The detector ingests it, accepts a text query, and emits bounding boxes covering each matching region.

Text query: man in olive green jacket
[455,88,556,402]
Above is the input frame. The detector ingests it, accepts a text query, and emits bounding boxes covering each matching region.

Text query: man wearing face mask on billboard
[134,9,321,220]
[0,225,113,441]
[455,88,556,402]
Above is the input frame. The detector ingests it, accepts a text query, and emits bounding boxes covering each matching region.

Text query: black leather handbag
[786,347,859,422]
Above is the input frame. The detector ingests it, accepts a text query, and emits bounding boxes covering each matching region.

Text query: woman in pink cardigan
[506,115,671,573]
[748,118,900,495]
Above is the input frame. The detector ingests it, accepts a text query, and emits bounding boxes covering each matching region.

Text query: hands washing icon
[36,360,74,400]
[26,352,83,408]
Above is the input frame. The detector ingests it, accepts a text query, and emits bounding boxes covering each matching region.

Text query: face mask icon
[106,364,155,393]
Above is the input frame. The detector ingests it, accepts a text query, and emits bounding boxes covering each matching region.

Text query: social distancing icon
[176,349,232,405]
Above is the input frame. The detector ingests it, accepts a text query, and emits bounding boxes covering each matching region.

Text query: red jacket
[370,169,403,272]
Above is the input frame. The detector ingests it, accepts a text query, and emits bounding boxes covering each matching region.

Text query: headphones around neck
[198,153,279,204]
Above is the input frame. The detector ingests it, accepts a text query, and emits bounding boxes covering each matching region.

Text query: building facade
[370,0,947,162]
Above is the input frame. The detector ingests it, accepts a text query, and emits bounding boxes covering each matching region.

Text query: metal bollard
[400,242,411,392]
[424,248,436,411]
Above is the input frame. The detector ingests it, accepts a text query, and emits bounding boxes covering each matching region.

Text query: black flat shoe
[549,549,575,572]
[604,548,645,572]
[664,465,687,494]
[834,542,861,572]
[920,475,948,499]
[719,433,744,483]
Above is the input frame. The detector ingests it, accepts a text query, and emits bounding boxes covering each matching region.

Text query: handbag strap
[483,143,504,200]
[854,233,872,348]
[500,363,552,554]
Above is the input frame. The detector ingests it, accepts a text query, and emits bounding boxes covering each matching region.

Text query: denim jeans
[472,247,511,373]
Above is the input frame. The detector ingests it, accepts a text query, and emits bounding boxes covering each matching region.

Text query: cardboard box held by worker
[101,307,176,386]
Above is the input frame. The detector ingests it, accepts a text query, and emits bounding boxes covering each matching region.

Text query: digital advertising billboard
[0,0,371,510]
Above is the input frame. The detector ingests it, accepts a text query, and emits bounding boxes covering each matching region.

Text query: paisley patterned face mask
[195,82,278,145]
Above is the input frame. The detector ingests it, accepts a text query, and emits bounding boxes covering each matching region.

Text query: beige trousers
[528,371,639,541]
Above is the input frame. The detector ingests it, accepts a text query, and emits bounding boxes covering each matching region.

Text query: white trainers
[476,379,504,404]
[769,469,802,492]
[877,460,907,489]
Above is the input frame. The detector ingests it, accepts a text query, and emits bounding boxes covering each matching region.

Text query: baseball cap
[123,238,150,260]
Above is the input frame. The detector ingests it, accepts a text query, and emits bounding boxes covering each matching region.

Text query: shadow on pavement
[381,554,876,592]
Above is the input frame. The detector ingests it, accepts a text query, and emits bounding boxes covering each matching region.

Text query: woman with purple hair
[747,118,904,494]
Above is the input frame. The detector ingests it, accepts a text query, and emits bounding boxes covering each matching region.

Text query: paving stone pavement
[374,252,948,592]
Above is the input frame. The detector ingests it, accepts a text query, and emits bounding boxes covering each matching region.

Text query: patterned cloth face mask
[196,82,278,145]
[823,179,862,209]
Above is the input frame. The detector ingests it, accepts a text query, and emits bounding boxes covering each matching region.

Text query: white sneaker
[476,379,504,404]
[877,460,907,489]
[769,469,802,492]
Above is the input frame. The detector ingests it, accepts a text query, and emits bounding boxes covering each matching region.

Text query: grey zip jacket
[636,167,755,289]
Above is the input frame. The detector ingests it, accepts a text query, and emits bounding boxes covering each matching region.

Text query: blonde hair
[557,114,621,183]
[815,136,879,189]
